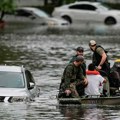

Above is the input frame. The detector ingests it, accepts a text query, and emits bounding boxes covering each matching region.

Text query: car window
[15,9,32,17]
[0,72,25,88]
[25,70,35,88]
[97,3,110,11]
[33,9,49,18]
[69,4,96,11]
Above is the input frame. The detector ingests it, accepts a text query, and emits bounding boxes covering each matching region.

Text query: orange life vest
[86,70,100,75]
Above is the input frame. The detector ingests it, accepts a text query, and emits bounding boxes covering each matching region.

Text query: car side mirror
[29,82,35,89]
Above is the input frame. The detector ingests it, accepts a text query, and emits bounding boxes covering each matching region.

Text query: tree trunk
[0,11,5,29]
[56,0,63,6]
[51,0,56,5]
[44,0,48,5]
[0,11,5,21]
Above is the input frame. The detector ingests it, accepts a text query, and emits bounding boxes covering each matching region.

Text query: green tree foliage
[0,0,15,21]
[57,0,76,5]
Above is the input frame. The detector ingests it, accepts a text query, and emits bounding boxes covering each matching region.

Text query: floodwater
[0,24,120,120]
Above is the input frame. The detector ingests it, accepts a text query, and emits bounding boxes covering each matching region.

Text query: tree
[0,0,15,21]
[44,0,48,5]
[56,0,77,6]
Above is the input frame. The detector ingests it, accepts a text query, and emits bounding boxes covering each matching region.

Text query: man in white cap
[89,40,110,96]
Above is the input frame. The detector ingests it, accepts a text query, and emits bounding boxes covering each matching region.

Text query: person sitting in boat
[69,46,86,77]
[58,55,88,98]
[69,46,87,96]
[89,40,110,96]
[109,59,120,95]
[85,63,106,97]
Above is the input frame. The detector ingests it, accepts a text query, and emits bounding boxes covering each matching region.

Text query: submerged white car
[3,7,69,28]
[52,1,120,26]
[0,65,40,102]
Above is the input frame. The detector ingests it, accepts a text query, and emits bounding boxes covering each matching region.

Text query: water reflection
[2,22,120,35]
[59,106,86,119]
[58,105,120,120]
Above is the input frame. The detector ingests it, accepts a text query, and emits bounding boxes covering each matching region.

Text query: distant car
[0,65,40,102]
[3,7,69,28]
[52,1,120,26]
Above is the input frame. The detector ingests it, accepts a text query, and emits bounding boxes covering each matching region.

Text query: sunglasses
[89,44,96,47]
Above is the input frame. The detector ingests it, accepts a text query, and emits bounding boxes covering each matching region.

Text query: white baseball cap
[89,40,96,46]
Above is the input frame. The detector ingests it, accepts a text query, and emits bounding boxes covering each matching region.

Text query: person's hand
[84,78,88,86]
[65,89,71,96]
[96,65,102,71]
[103,78,107,83]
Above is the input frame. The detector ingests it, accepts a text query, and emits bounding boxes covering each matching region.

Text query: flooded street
[0,25,120,119]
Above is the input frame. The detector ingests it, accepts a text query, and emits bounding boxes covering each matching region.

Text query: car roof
[0,65,24,72]
[17,7,46,14]
[75,1,99,5]
[60,1,100,8]
[17,7,49,17]
[17,7,39,11]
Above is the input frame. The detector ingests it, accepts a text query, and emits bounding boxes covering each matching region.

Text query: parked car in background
[52,1,120,26]
[0,65,40,102]
[3,7,69,28]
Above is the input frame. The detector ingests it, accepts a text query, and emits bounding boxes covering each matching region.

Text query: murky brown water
[0,25,120,120]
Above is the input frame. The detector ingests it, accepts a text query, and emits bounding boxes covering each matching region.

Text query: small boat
[57,95,120,105]
[58,59,120,106]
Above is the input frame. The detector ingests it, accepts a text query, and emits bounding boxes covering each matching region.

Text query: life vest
[86,70,100,75]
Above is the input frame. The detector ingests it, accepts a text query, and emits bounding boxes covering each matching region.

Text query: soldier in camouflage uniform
[69,47,87,96]
[59,55,88,98]
[69,47,86,77]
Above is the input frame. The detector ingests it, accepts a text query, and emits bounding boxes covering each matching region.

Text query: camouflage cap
[75,55,84,62]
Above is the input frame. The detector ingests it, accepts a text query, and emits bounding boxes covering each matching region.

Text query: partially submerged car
[52,1,120,26]
[3,7,69,29]
[0,65,40,102]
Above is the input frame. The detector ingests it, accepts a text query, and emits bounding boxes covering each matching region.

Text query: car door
[25,70,39,98]
[79,4,103,23]
[69,4,102,24]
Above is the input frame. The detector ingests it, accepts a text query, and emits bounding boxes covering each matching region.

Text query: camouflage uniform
[69,55,86,96]
[69,55,86,76]
[59,63,85,98]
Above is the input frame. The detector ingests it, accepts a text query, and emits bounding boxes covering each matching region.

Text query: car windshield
[0,72,25,88]
[33,9,49,18]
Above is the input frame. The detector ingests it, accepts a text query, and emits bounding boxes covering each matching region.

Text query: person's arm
[64,65,74,95]
[64,65,74,90]
[100,76,106,83]
[76,67,88,86]
[97,48,107,70]
[99,52,107,66]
